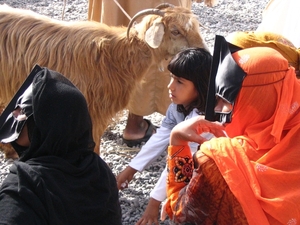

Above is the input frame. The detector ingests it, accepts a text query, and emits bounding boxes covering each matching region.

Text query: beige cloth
[88,0,192,116]
[88,0,192,25]
[257,0,300,48]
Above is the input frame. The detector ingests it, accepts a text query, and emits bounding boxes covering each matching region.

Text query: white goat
[0,4,207,157]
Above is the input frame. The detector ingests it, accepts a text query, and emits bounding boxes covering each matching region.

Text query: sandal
[122,119,157,147]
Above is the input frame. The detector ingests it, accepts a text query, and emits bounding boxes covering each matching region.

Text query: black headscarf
[0,66,122,225]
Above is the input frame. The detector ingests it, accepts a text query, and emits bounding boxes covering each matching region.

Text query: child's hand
[135,198,160,225]
[170,115,226,146]
[116,166,137,190]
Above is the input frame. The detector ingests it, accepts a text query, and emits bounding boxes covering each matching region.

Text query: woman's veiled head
[21,68,95,161]
[226,47,300,147]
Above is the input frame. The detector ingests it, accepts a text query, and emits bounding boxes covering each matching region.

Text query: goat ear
[145,21,164,48]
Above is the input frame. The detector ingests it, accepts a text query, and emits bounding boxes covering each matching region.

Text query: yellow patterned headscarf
[226,31,300,76]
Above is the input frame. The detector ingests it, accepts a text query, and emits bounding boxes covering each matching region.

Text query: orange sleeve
[165,145,193,220]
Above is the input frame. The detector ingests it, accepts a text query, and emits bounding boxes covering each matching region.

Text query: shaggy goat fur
[0,4,207,157]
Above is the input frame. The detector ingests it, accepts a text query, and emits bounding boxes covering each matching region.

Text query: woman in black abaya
[0,65,121,225]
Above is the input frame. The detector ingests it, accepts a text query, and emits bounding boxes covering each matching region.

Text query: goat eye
[171,30,180,36]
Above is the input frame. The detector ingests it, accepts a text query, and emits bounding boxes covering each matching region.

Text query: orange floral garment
[166,145,248,224]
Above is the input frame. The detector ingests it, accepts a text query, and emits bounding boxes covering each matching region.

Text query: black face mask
[205,35,246,123]
[10,116,36,157]
[0,65,42,144]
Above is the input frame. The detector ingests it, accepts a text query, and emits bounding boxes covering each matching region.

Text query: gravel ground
[0,0,268,224]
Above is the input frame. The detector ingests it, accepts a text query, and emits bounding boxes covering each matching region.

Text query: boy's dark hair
[167,47,212,116]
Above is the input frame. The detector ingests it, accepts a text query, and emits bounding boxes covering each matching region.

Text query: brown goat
[0,4,207,157]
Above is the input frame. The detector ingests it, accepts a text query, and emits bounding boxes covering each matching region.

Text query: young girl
[116,47,213,225]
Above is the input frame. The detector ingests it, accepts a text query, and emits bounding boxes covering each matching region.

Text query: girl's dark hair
[167,47,212,116]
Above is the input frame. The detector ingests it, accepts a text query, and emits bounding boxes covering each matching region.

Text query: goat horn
[127,9,165,39]
[155,3,175,9]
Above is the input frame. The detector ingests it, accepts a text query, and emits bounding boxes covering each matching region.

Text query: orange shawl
[202,47,300,224]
